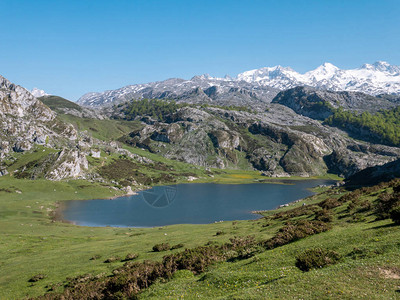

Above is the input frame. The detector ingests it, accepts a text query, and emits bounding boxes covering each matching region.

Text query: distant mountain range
[78,61,400,108]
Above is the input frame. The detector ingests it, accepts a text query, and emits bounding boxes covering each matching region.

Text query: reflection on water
[61,180,336,227]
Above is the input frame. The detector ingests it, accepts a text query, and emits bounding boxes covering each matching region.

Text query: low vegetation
[116,98,186,122]
[325,106,400,146]
[295,248,341,271]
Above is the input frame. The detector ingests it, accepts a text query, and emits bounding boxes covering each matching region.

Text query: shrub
[390,203,400,224]
[29,274,46,282]
[104,256,120,263]
[314,209,333,222]
[152,243,170,252]
[375,188,400,220]
[318,198,341,210]
[264,220,331,249]
[171,243,184,250]
[123,253,139,261]
[295,248,341,271]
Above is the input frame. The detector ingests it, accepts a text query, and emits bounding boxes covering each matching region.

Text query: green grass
[4,145,59,173]
[0,174,399,299]
[0,176,273,299]
[38,96,83,113]
[58,114,144,141]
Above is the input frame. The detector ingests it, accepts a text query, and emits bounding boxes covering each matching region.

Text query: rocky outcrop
[47,150,89,180]
[0,75,90,180]
[345,158,400,187]
[272,86,399,120]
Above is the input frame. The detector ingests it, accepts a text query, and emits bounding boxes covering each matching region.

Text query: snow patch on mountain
[78,61,400,107]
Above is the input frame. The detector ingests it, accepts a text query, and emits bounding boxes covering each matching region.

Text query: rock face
[345,158,400,187]
[0,75,56,156]
[0,75,87,179]
[47,150,89,180]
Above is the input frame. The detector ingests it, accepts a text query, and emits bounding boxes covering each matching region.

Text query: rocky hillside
[345,158,400,187]
[114,101,400,178]
[3,72,400,181]
[0,75,90,180]
[271,86,400,120]
[77,76,279,111]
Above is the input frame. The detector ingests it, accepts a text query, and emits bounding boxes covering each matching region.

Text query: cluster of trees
[116,98,256,122]
[325,107,400,146]
[120,99,186,121]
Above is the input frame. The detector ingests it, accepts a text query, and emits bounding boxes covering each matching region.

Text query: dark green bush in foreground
[390,204,400,224]
[295,248,341,272]
[152,243,171,252]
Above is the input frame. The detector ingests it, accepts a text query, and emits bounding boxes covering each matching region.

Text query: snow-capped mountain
[78,61,400,108]
[31,88,48,98]
[78,76,279,110]
[237,61,400,95]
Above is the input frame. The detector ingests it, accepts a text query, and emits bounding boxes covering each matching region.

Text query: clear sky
[1,0,399,101]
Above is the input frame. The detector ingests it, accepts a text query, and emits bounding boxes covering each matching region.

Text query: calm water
[61,180,335,227]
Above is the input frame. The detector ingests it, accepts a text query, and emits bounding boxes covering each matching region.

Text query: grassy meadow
[0,170,400,299]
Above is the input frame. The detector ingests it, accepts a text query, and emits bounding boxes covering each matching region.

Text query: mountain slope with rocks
[77,61,400,108]
[3,70,400,182]
[113,100,400,178]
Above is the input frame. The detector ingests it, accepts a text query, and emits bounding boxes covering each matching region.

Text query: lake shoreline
[58,179,338,228]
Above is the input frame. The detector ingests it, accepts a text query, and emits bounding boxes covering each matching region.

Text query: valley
[1,62,400,298]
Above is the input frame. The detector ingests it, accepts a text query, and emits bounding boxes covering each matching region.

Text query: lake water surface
[61,180,336,227]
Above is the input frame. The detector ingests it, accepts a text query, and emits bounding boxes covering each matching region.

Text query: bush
[264,220,331,249]
[318,198,341,210]
[314,209,333,222]
[390,203,400,224]
[171,243,184,250]
[123,253,139,261]
[28,274,46,282]
[152,243,171,252]
[295,248,341,271]
[375,188,400,221]
[104,256,120,263]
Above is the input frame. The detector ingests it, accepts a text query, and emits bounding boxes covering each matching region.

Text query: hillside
[0,176,394,299]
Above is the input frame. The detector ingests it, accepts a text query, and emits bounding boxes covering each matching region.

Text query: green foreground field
[1,173,400,299]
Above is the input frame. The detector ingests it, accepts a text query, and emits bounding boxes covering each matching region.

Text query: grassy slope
[38,96,83,113]
[0,173,399,299]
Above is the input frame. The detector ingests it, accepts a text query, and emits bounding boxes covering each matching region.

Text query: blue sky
[0,0,399,101]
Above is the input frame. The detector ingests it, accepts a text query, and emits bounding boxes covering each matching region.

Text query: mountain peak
[320,62,339,70]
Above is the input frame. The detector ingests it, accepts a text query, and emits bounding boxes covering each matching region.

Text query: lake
[61,180,336,227]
